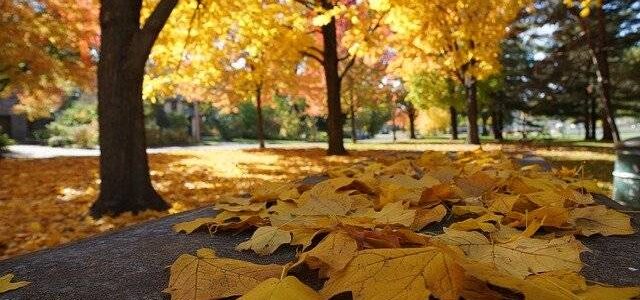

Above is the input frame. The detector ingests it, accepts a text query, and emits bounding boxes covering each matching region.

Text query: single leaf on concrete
[299,231,358,277]
[236,226,292,255]
[173,217,219,234]
[411,204,447,231]
[239,276,322,300]
[0,274,29,294]
[321,247,465,300]
[434,229,585,279]
[569,205,635,236]
[164,248,282,300]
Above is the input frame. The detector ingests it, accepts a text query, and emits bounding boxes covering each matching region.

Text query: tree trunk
[590,95,597,140]
[583,97,591,141]
[191,101,201,142]
[491,109,503,140]
[579,5,621,143]
[465,76,480,145]
[481,113,489,136]
[407,102,417,139]
[321,0,346,155]
[449,106,458,140]
[91,0,178,217]
[350,95,357,143]
[255,83,265,149]
[602,113,613,142]
[391,94,397,142]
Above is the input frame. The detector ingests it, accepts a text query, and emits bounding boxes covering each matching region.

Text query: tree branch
[126,0,178,70]
[301,50,325,65]
[339,55,356,81]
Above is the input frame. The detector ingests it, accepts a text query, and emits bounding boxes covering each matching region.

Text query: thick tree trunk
[491,109,503,140]
[255,84,265,149]
[449,106,458,140]
[407,102,417,139]
[91,0,177,217]
[465,76,480,145]
[321,0,346,155]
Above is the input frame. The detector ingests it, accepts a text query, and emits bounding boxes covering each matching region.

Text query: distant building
[0,97,28,142]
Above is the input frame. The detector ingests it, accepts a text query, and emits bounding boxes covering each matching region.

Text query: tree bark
[583,97,591,141]
[602,113,613,142]
[91,0,177,217]
[407,102,417,139]
[449,106,458,140]
[191,102,201,142]
[255,83,265,149]
[391,94,397,142]
[465,75,480,145]
[590,95,597,140]
[321,0,346,155]
[350,94,357,143]
[481,113,489,136]
[490,109,503,140]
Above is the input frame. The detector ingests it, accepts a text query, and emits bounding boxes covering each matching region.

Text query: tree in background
[342,59,387,142]
[91,0,178,217]
[0,0,98,119]
[405,71,464,140]
[376,0,531,144]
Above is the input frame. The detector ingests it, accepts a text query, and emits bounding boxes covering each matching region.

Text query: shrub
[0,133,14,153]
[46,99,99,148]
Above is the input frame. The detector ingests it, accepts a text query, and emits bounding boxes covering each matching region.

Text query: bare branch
[301,50,325,65]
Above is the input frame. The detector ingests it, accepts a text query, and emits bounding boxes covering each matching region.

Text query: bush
[46,99,99,148]
[146,123,192,147]
[0,133,14,153]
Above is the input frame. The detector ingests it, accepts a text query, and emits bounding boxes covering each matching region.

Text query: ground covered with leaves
[0,144,616,261]
[166,150,637,300]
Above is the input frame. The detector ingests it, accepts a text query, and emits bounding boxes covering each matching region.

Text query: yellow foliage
[416,106,451,135]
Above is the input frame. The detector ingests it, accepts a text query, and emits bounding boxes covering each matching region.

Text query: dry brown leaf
[164,248,282,300]
[321,247,465,300]
[367,201,416,227]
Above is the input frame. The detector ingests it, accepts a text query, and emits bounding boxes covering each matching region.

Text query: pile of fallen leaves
[166,150,638,300]
[0,149,376,259]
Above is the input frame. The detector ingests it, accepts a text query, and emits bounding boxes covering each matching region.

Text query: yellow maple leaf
[236,226,292,255]
[449,213,502,233]
[411,204,447,231]
[321,247,465,300]
[164,248,282,300]
[0,273,29,294]
[298,231,358,278]
[239,276,322,300]
[434,229,585,279]
[367,201,416,227]
[569,205,635,236]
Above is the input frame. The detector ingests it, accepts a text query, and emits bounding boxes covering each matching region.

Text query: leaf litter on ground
[167,150,639,300]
